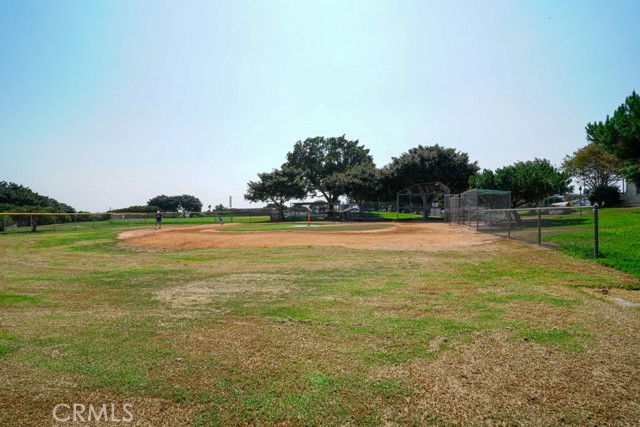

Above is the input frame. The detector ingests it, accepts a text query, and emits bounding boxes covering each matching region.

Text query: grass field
[546,208,640,280]
[502,208,640,280]
[1,223,639,426]
[0,215,271,233]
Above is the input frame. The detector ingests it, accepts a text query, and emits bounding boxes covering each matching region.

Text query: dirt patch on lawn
[118,222,498,252]
[154,273,294,310]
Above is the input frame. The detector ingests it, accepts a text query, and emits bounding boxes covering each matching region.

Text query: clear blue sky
[1,0,639,211]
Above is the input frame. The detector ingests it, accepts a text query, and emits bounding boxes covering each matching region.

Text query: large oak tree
[382,145,479,195]
[284,135,374,205]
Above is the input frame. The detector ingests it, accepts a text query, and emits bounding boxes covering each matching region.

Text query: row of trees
[244,138,481,218]
[0,181,75,213]
[246,91,640,212]
[113,195,204,213]
[0,181,77,231]
[244,137,576,213]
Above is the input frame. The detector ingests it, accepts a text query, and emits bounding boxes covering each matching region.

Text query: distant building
[623,181,640,207]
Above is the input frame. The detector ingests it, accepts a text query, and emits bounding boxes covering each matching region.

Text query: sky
[1,0,639,212]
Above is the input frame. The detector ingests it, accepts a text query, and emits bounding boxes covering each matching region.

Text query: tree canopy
[147,194,203,212]
[562,143,623,190]
[284,135,373,203]
[0,181,75,213]
[586,90,640,185]
[244,168,307,215]
[341,162,382,208]
[108,205,162,213]
[469,159,571,208]
[382,145,479,195]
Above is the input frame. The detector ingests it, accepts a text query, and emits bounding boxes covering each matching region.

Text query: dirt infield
[118,222,499,251]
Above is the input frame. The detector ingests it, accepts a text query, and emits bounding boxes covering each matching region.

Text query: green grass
[0,223,638,425]
[539,208,640,280]
[0,215,270,234]
[0,293,50,307]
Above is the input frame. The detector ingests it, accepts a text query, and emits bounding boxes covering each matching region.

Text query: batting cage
[396,182,450,221]
[446,189,511,227]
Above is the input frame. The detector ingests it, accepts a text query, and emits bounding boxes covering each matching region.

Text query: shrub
[587,185,621,207]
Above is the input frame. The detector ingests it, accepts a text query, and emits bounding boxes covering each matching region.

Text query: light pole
[579,186,582,206]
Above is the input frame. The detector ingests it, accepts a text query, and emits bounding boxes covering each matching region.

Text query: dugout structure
[396,182,450,221]
[446,189,511,227]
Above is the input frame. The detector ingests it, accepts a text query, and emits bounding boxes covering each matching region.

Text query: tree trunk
[510,210,523,226]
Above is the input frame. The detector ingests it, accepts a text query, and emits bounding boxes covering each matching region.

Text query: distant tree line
[112,194,203,213]
[0,181,75,213]
[0,181,76,231]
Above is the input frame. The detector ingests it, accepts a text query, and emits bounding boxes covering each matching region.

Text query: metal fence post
[537,209,541,245]
[593,205,599,258]
[53,215,56,232]
[507,210,511,239]
[489,211,492,232]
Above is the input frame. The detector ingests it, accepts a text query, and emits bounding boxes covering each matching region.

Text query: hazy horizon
[2,0,639,211]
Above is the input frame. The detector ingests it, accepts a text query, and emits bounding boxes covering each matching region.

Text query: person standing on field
[155,211,162,229]
[218,213,223,226]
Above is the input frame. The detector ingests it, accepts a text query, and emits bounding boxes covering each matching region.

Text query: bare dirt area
[118,222,499,251]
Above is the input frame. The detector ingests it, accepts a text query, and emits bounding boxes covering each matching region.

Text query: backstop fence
[445,189,511,225]
[397,182,450,220]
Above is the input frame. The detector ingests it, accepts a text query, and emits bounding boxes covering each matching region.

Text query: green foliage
[562,143,624,188]
[284,135,374,203]
[244,168,307,217]
[147,194,203,212]
[214,204,225,211]
[109,205,162,213]
[382,144,479,194]
[341,162,382,208]
[586,90,640,185]
[0,181,75,213]
[469,158,571,207]
[587,185,621,207]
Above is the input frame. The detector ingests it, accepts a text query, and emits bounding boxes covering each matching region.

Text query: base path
[118,222,498,251]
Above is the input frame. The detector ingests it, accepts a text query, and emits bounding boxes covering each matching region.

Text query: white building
[623,181,640,207]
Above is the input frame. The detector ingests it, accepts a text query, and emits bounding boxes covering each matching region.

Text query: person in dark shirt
[155,211,162,229]
[218,213,223,226]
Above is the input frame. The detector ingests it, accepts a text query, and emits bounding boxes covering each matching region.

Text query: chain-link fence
[0,211,272,234]
[396,182,450,221]
[468,206,600,258]
[446,189,511,226]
